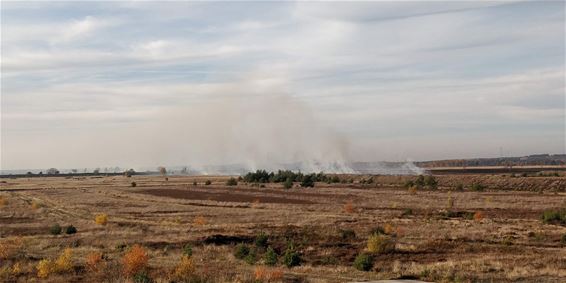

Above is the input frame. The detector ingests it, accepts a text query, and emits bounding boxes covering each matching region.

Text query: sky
[1,1,565,171]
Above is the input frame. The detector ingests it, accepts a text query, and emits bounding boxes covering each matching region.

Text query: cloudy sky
[1,1,564,170]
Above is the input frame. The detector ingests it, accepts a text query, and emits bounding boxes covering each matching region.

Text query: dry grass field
[1,174,565,282]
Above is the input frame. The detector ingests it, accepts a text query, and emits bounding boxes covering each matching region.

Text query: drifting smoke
[145,94,355,174]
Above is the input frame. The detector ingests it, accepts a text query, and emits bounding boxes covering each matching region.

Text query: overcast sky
[1,1,565,170]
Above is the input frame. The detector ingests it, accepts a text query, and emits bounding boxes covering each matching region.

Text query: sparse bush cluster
[541,209,566,225]
[233,232,301,269]
[404,175,438,190]
[242,170,342,188]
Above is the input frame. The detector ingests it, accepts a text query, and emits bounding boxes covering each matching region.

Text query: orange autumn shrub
[86,251,105,272]
[474,211,484,222]
[254,266,284,282]
[122,245,148,276]
[53,248,73,273]
[193,216,206,226]
[343,200,354,213]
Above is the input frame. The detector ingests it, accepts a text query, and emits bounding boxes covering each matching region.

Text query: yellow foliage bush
[384,223,395,235]
[367,234,395,254]
[95,213,108,225]
[37,259,53,278]
[11,262,22,275]
[122,244,148,276]
[53,248,74,273]
[173,255,196,280]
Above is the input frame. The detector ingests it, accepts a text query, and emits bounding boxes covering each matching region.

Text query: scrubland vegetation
[0,172,565,282]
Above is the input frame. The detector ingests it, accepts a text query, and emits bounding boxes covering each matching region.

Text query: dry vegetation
[0,173,565,282]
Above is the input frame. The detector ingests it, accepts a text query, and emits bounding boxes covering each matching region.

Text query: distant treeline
[417,154,566,168]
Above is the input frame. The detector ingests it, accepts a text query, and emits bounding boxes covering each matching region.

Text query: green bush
[470,183,485,192]
[226,177,238,186]
[282,247,301,267]
[541,209,566,225]
[50,224,62,235]
[353,253,373,271]
[561,234,566,245]
[454,183,464,191]
[424,175,438,189]
[339,229,356,240]
[133,271,154,283]
[234,244,250,259]
[131,182,137,187]
[283,178,293,189]
[264,247,278,266]
[205,180,211,186]
[255,232,268,248]
[65,225,77,234]
[300,175,315,188]
[244,248,257,265]
[182,243,192,257]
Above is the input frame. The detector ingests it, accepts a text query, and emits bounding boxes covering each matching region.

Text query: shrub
[86,251,104,272]
[36,259,53,278]
[193,216,206,226]
[131,182,137,187]
[561,234,566,245]
[300,175,315,188]
[50,224,62,235]
[205,180,211,185]
[282,247,301,268]
[403,180,414,189]
[254,266,284,282]
[172,255,197,282]
[226,177,238,186]
[541,209,566,225]
[353,253,373,271]
[408,186,417,195]
[473,211,484,222]
[95,213,108,225]
[470,183,485,192]
[264,247,278,266]
[133,271,153,283]
[244,248,257,265]
[343,200,354,213]
[255,232,268,248]
[182,243,193,257]
[0,196,7,207]
[53,248,73,273]
[192,181,197,186]
[65,225,77,234]
[122,245,149,277]
[234,244,250,259]
[340,229,356,240]
[424,175,438,190]
[369,226,385,235]
[454,184,464,191]
[283,178,293,189]
[254,266,283,282]
[367,234,395,254]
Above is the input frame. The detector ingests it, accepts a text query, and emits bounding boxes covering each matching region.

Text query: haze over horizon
[1,1,565,171]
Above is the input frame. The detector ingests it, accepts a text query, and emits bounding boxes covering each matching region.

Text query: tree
[158,167,167,176]
[47,168,60,175]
